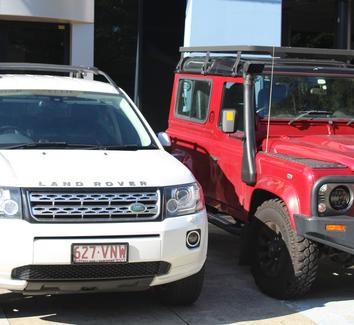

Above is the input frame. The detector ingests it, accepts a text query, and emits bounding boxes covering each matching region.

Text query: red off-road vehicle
[165,46,354,299]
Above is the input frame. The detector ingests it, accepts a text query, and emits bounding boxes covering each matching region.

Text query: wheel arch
[239,187,299,266]
[248,177,302,229]
[249,189,279,219]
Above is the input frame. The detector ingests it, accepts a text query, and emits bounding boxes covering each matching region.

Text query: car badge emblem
[129,202,146,213]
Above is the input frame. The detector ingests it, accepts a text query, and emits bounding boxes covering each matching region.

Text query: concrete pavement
[0,224,353,324]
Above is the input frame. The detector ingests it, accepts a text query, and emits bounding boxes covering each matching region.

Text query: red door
[205,77,247,220]
[167,74,216,201]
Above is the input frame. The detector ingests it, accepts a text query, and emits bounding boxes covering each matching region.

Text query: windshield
[0,90,154,149]
[255,74,354,121]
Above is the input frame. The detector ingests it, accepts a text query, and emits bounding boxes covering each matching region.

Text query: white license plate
[72,243,128,263]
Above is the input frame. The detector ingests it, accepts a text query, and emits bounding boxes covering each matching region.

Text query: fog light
[186,230,201,248]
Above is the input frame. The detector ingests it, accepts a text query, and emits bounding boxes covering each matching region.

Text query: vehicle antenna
[265,46,275,153]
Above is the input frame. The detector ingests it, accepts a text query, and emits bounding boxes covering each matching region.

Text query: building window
[175,79,211,123]
[282,0,337,48]
[0,21,70,64]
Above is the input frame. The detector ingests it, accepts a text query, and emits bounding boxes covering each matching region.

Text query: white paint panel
[33,238,161,264]
[184,0,282,46]
[0,0,94,23]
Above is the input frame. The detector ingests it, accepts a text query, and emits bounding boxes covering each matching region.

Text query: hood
[0,149,195,188]
[267,135,354,170]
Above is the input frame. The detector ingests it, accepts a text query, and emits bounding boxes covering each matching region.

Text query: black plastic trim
[294,214,354,255]
[311,176,354,216]
[241,73,257,185]
[12,261,171,282]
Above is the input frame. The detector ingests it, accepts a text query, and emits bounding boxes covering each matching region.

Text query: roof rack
[180,45,354,61]
[177,45,354,75]
[0,62,118,89]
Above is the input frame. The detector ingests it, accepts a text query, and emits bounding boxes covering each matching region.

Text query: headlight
[0,188,22,219]
[329,186,351,211]
[164,183,205,217]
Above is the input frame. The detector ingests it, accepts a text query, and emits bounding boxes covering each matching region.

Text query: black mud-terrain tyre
[156,265,205,305]
[251,199,319,299]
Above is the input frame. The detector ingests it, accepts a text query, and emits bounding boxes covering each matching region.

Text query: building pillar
[336,0,351,49]
[70,23,94,66]
[348,0,352,49]
[134,0,143,108]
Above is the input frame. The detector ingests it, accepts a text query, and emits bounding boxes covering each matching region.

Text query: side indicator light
[325,224,346,232]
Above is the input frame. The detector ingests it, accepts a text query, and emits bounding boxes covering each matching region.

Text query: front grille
[12,262,171,281]
[27,189,161,222]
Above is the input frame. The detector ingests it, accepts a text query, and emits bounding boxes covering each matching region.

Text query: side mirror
[157,132,172,149]
[221,109,237,133]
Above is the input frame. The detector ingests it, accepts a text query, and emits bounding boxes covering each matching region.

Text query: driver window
[218,82,244,132]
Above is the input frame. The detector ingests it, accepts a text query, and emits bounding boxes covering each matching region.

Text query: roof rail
[180,45,354,61]
[0,62,118,89]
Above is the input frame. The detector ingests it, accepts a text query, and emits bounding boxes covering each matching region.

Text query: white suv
[0,63,207,305]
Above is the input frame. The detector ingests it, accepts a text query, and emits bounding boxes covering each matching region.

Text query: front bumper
[294,214,354,255]
[0,210,207,294]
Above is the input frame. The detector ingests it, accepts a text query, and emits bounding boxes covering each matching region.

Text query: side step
[207,211,244,235]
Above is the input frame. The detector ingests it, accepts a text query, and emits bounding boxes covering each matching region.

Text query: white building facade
[184,0,282,47]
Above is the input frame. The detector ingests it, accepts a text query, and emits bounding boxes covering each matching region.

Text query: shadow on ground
[0,224,353,325]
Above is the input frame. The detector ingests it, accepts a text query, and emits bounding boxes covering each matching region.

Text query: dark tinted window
[219,82,244,132]
[255,74,354,120]
[0,90,152,148]
[175,79,211,122]
[0,21,70,64]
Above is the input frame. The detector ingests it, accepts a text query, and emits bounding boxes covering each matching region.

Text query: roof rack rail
[176,45,354,75]
[0,62,118,89]
[179,45,354,61]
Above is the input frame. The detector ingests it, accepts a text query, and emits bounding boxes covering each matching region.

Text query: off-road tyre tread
[252,199,320,299]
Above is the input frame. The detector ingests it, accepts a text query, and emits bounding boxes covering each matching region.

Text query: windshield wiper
[1,142,159,150]
[346,118,354,126]
[96,144,158,151]
[1,142,100,149]
[288,110,333,125]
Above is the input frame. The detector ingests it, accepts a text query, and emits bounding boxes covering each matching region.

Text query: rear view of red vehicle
[166,46,354,299]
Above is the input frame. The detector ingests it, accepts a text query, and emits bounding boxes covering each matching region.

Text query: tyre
[251,199,319,299]
[156,265,205,305]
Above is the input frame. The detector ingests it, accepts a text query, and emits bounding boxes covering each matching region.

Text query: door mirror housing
[221,109,237,133]
[157,132,172,149]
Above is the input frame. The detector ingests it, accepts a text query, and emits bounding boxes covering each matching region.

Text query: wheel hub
[256,222,285,277]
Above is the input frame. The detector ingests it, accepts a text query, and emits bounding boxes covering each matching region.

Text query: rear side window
[175,78,211,123]
[218,82,244,132]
